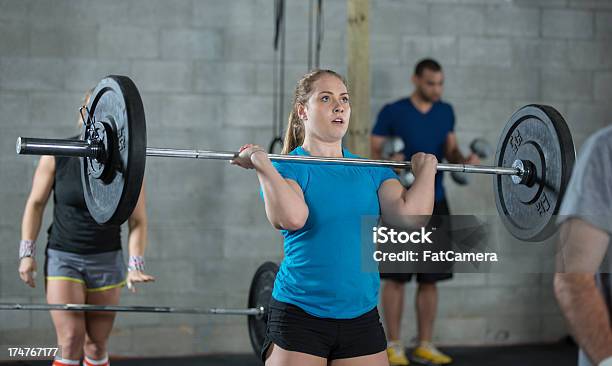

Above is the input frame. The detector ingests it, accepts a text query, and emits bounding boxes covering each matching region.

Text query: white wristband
[600,356,612,366]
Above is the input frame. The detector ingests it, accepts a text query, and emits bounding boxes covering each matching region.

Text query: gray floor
[0,341,578,366]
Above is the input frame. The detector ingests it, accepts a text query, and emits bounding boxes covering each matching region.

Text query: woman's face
[299,74,350,143]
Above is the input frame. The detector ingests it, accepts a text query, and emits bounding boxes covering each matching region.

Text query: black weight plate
[247,261,278,358]
[494,105,575,242]
[81,76,146,225]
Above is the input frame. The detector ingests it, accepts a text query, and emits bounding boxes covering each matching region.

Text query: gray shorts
[45,248,126,292]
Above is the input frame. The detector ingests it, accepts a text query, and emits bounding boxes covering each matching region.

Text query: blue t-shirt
[267,146,397,319]
[372,98,455,202]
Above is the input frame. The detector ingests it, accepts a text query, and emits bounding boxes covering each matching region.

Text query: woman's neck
[302,137,343,157]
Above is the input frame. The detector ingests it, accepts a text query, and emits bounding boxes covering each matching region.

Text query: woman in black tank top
[18,90,154,366]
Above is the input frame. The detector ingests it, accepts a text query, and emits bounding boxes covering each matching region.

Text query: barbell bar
[16,138,523,177]
[0,303,264,316]
[13,75,575,241]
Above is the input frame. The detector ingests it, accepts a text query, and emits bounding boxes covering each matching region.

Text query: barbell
[15,75,575,242]
[0,261,279,357]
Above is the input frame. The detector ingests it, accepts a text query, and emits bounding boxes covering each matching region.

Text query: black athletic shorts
[261,298,387,362]
[380,198,454,284]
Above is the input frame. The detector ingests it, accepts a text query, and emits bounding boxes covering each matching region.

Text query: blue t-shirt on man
[267,146,397,319]
[372,98,455,202]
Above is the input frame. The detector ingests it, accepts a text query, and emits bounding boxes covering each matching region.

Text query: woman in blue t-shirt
[232,69,437,366]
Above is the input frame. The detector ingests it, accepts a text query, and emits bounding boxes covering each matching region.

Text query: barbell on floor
[0,303,264,316]
[14,75,575,241]
[0,261,279,357]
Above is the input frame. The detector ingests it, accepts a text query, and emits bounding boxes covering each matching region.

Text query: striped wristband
[19,240,36,259]
[128,255,145,272]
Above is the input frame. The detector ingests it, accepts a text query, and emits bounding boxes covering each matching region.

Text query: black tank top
[47,147,122,254]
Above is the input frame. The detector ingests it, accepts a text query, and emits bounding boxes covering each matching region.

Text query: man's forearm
[555,273,612,364]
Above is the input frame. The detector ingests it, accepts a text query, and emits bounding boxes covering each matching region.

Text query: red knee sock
[83,355,109,366]
[52,358,80,366]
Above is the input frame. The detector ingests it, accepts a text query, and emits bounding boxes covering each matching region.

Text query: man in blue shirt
[370,59,479,366]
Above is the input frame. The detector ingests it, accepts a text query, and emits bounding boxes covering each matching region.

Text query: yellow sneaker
[386,342,410,366]
[412,342,452,365]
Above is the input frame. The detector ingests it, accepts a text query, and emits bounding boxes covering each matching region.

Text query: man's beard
[417,88,440,103]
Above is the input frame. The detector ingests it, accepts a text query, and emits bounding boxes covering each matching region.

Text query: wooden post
[346,0,370,157]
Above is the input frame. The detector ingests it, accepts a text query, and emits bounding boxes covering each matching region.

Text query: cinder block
[459,37,512,67]
[445,66,539,100]
[542,69,593,102]
[511,39,568,69]
[427,0,521,3]
[486,273,541,287]
[0,58,65,91]
[430,5,485,36]
[193,0,256,28]
[401,36,458,67]
[63,60,131,92]
[568,41,612,70]
[0,92,29,127]
[511,0,568,6]
[144,259,198,294]
[156,94,224,129]
[195,323,251,353]
[466,287,544,316]
[0,0,28,20]
[254,63,310,96]
[161,29,223,61]
[223,26,272,62]
[126,0,194,27]
[438,273,487,288]
[222,225,281,259]
[98,26,159,59]
[568,0,612,10]
[594,72,612,102]
[28,92,85,131]
[371,34,402,66]
[194,258,262,296]
[148,188,237,230]
[318,32,346,66]
[129,325,196,356]
[0,20,29,57]
[130,60,193,93]
[0,225,21,265]
[224,96,273,128]
[30,24,97,58]
[107,327,133,354]
[318,0,348,33]
[371,65,413,98]
[146,225,224,261]
[371,1,428,35]
[194,62,257,94]
[596,11,612,38]
[566,102,610,132]
[451,98,516,133]
[485,6,540,37]
[0,158,34,196]
[542,9,594,39]
[28,0,130,27]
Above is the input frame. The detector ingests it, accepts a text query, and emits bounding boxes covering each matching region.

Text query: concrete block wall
[370,0,612,348]
[0,0,610,356]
